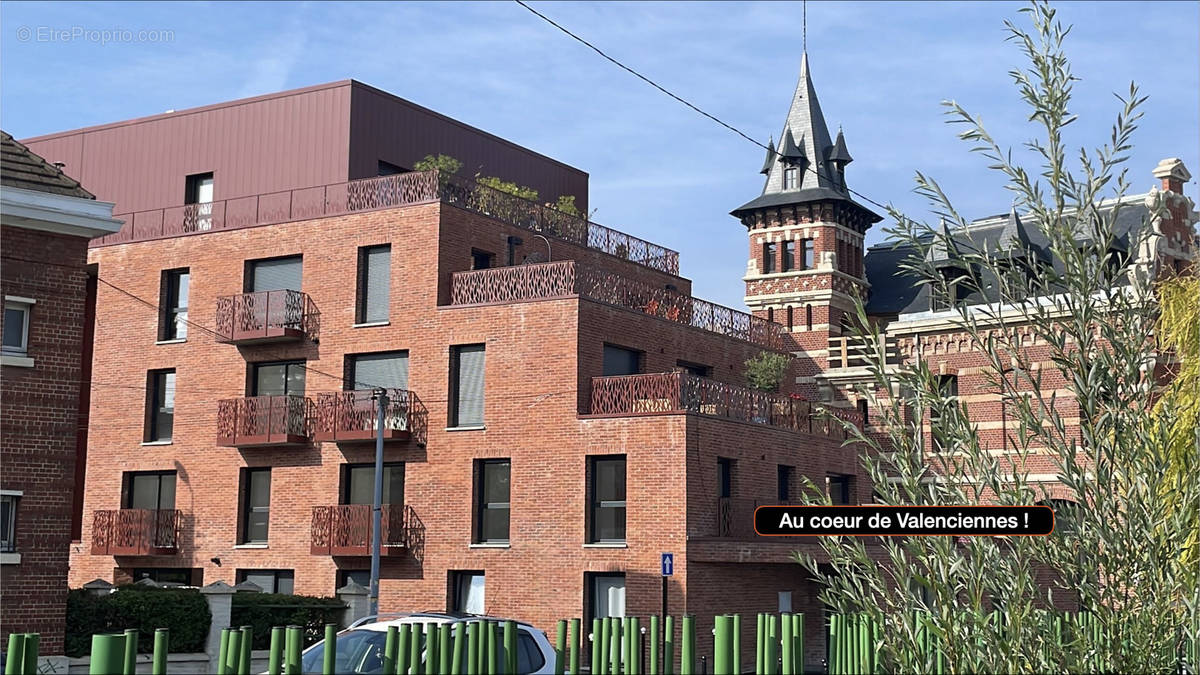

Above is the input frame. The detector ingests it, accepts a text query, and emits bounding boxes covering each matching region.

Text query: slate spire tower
[732,53,881,377]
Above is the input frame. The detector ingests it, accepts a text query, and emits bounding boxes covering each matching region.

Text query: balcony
[91,509,181,556]
[97,171,680,275]
[310,504,419,556]
[214,290,320,344]
[313,388,428,446]
[588,372,859,439]
[216,395,313,447]
[451,260,787,351]
[827,335,901,369]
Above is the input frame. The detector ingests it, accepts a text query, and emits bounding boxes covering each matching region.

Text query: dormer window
[783,167,798,190]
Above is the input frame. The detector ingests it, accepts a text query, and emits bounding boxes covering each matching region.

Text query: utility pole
[369,388,388,616]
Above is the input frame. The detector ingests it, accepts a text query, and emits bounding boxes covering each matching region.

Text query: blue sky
[3,1,1196,308]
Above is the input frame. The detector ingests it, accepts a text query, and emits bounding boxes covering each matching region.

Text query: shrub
[744,351,791,392]
[230,593,346,649]
[412,154,462,174]
[65,587,210,657]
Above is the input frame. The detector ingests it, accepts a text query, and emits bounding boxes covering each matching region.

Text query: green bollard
[409,624,422,675]
[766,615,778,675]
[555,620,567,675]
[650,616,660,675]
[465,622,478,675]
[285,625,303,675]
[427,623,441,675]
[153,629,169,675]
[596,619,607,675]
[240,626,253,675]
[267,627,284,675]
[714,615,731,675]
[123,628,138,675]
[591,619,602,675]
[226,629,242,675]
[781,615,793,675]
[5,633,24,675]
[487,622,499,675]
[732,614,741,675]
[630,617,641,675]
[664,616,675,675]
[21,634,38,675]
[90,634,126,675]
[504,621,518,675]
[397,624,411,675]
[450,623,464,675]
[570,618,581,675]
[623,618,634,675]
[217,628,231,675]
[680,616,694,675]
[794,614,804,675]
[755,614,764,675]
[322,624,337,675]
[383,626,399,675]
[439,624,452,675]
[608,618,620,675]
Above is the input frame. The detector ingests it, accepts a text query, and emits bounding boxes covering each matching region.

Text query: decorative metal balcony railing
[96,171,680,274]
[450,260,788,351]
[313,388,427,446]
[214,290,320,344]
[714,497,800,538]
[588,372,859,439]
[91,509,181,556]
[216,395,313,447]
[310,504,419,556]
[827,334,901,369]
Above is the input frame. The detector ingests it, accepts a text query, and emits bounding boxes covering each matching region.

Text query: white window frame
[2,297,35,367]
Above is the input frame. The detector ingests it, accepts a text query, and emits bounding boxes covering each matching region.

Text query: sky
[3,1,1197,309]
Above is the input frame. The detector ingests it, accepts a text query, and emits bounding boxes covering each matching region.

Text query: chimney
[1152,157,1191,193]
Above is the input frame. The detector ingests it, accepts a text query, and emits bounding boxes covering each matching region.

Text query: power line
[512,0,894,214]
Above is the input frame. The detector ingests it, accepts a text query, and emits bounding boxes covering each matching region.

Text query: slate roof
[1,130,93,199]
[864,197,1153,316]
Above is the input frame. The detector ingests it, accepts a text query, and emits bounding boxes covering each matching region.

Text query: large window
[159,269,189,340]
[342,463,404,505]
[449,570,485,614]
[1,493,18,553]
[800,239,815,270]
[132,568,201,586]
[474,460,510,544]
[246,256,302,293]
[783,241,796,272]
[145,369,176,442]
[587,573,626,621]
[239,468,271,544]
[356,245,391,324]
[589,456,626,543]
[2,299,31,356]
[602,345,641,377]
[124,471,176,510]
[347,351,408,391]
[252,361,306,397]
[236,569,293,594]
[185,172,214,230]
[763,242,778,274]
[828,474,853,505]
[783,167,798,190]
[449,344,485,427]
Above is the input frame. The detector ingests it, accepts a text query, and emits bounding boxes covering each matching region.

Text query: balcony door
[343,463,405,506]
[252,361,306,397]
[124,471,176,511]
[244,256,303,331]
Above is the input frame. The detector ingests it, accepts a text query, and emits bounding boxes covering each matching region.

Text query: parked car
[299,612,557,674]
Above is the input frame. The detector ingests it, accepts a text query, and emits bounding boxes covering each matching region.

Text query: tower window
[783,241,796,272]
[786,306,794,330]
[800,239,815,269]
[767,307,774,323]
[783,168,798,190]
[805,305,813,331]
[763,242,777,274]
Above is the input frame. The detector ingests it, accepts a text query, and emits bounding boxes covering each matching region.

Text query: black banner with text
[753,505,1055,536]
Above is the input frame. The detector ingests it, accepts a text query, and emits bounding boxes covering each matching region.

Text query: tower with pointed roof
[732,53,882,382]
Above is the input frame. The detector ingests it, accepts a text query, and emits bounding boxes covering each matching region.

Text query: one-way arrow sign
[661,552,674,576]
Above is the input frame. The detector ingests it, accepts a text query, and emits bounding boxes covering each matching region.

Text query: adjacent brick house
[24,81,864,669]
[0,131,121,655]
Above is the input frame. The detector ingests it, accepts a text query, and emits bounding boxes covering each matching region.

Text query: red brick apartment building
[1,132,121,655]
[23,79,865,668]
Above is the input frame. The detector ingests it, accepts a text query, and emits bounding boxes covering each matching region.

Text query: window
[157,269,189,341]
[778,591,793,613]
[587,573,626,622]
[777,465,794,503]
[768,307,774,323]
[236,569,293,594]
[145,370,176,442]
[449,344,486,427]
[342,463,404,505]
[800,239,815,270]
[783,167,798,190]
[347,351,408,391]
[763,242,777,273]
[124,471,176,510]
[474,459,510,544]
[239,468,271,544]
[828,474,852,505]
[471,249,495,271]
[675,360,711,377]
[355,245,391,324]
[131,568,200,586]
[857,399,869,426]
[783,241,796,272]
[930,375,958,453]
[786,306,794,330]
[2,300,31,356]
[589,456,626,543]
[377,160,404,176]
[602,345,641,377]
[246,256,302,293]
[717,457,733,499]
[449,570,486,614]
[1,494,17,553]
[185,172,214,230]
[251,361,306,396]
[337,569,371,590]
[932,267,969,311]
[805,305,813,331]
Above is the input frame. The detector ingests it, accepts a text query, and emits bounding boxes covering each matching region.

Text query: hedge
[65,587,211,657]
[230,593,346,649]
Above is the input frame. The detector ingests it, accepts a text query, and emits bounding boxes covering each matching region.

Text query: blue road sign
[661,552,674,576]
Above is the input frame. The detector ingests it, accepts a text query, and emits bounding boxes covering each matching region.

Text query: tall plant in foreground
[795,2,1199,672]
